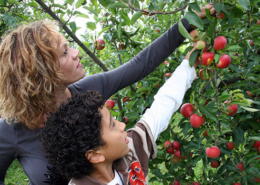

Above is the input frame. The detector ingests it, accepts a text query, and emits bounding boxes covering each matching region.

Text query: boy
[40,48,198,185]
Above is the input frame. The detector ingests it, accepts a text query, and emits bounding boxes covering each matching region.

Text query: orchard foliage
[1,0,260,184]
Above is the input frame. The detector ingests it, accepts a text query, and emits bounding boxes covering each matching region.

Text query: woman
[0,5,215,185]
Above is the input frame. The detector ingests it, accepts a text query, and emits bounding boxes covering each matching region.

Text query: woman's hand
[185,47,200,68]
[195,4,217,19]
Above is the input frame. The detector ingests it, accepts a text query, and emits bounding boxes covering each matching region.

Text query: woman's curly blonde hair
[0,20,66,129]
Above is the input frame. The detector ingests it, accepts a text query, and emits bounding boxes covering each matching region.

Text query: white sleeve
[140,59,197,141]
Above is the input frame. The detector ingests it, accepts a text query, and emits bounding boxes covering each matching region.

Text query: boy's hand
[195,4,217,19]
[185,47,200,68]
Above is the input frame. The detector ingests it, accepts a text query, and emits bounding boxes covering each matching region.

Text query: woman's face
[58,34,85,85]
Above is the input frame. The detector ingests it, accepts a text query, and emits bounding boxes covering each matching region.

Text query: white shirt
[107,169,124,185]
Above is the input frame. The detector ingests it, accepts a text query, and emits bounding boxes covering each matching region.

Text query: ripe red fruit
[164,140,172,149]
[118,42,125,50]
[246,91,252,97]
[174,180,181,185]
[210,161,219,168]
[189,30,199,42]
[213,36,227,50]
[258,147,260,153]
[198,52,215,66]
[166,147,175,154]
[123,96,130,103]
[173,141,181,150]
[206,146,220,158]
[199,68,213,80]
[155,84,161,88]
[226,142,235,150]
[219,12,225,19]
[180,103,194,118]
[224,101,238,116]
[255,177,260,182]
[94,38,105,50]
[203,129,208,137]
[174,150,182,159]
[105,100,115,110]
[235,162,244,171]
[156,28,160,33]
[190,113,205,128]
[216,54,231,69]
[172,157,179,164]
[192,182,200,185]
[257,20,260,25]
[250,40,254,46]
[125,117,129,124]
[254,141,260,148]
[163,61,169,65]
[165,73,171,78]
[233,183,241,185]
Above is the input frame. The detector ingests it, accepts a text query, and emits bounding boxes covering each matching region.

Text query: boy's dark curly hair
[40,91,106,179]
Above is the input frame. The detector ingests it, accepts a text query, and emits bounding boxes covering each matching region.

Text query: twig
[200,77,214,94]
[228,154,243,172]
[113,40,123,65]
[217,74,229,93]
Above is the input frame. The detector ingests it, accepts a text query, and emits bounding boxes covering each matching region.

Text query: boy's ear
[85,150,105,164]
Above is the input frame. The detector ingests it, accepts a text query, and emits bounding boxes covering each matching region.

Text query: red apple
[254,141,260,148]
[94,38,105,50]
[172,157,179,164]
[255,177,260,182]
[180,103,194,118]
[123,96,130,103]
[155,84,161,88]
[165,73,171,78]
[233,183,241,185]
[189,30,199,42]
[203,129,208,137]
[206,146,220,158]
[192,182,200,185]
[213,36,227,50]
[219,12,225,19]
[210,161,220,168]
[173,141,181,150]
[174,180,181,185]
[250,40,254,46]
[125,116,129,124]
[156,28,160,33]
[235,162,244,171]
[246,91,252,97]
[105,99,115,110]
[226,142,235,150]
[118,42,125,50]
[163,61,169,65]
[224,101,238,116]
[216,54,231,69]
[190,113,205,128]
[199,68,213,80]
[164,140,172,149]
[199,52,214,66]
[258,147,260,153]
[166,146,175,154]
[257,20,260,25]
[174,150,182,159]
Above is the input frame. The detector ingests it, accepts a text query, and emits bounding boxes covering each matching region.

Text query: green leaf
[188,2,201,13]
[131,11,143,25]
[136,87,148,93]
[108,2,128,9]
[76,0,86,9]
[117,22,122,38]
[178,20,193,40]
[189,50,199,67]
[86,22,96,30]
[184,12,203,30]
[199,106,218,123]
[248,136,260,141]
[213,3,225,14]
[120,10,130,26]
[53,3,66,9]
[69,21,77,34]
[146,77,161,81]
[238,0,250,10]
[227,45,241,51]
[246,167,260,179]
[66,0,74,5]
[242,176,248,185]
[98,0,109,7]
[232,128,244,147]
[83,6,98,16]
[240,106,260,112]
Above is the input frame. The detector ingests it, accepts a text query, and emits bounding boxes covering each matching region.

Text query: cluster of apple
[163,140,189,162]
[94,38,125,51]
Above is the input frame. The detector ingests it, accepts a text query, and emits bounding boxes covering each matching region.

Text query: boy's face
[99,107,130,162]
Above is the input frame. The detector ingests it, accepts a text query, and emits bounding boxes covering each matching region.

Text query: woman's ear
[85,150,105,164]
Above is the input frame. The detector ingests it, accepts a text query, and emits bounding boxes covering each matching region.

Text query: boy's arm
[140,59,197,141]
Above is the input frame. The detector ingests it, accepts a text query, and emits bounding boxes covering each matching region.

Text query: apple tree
[1,0,260,185]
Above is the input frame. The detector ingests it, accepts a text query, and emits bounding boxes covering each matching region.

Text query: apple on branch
[210,161,220,168]
[164,140,172,149]
[213,36,227,50]
[190,113,205,128]
[180,103,194,118]
[226,142,235,150]
[94,38,105,50]
[206,146,220,158]
[198,52,214,66]
[172,141,181,150]
[224,101,238,116]
[105,99,115,110]
[199,68,213,80]
[189,30,199,42]
[216,54,231,69]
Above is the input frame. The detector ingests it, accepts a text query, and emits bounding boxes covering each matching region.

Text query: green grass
[5,159,28,185]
